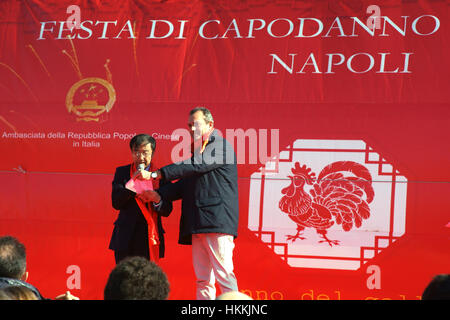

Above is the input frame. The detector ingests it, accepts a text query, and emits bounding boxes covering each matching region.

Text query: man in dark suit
[141,107,239,300]
[109,134,172,264]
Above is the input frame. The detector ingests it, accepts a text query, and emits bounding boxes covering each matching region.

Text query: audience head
[0,289,12,300]
[422,274,450,300]
[0,236,27,280]
[216,291,253,300]
[0,285,38,300]
[104,256,170,300]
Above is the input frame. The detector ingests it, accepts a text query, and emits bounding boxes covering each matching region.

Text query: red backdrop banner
[0,0,449,300]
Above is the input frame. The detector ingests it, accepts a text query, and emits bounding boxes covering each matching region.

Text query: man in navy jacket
[142,107,239,300]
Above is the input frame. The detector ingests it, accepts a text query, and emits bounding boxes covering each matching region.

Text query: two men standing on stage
[109,107,239,300]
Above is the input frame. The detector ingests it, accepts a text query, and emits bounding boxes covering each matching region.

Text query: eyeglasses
[132,150,152,157]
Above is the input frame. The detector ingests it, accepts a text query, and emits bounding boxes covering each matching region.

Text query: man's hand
[133,169,151,180]
[137,190,161,203]
[152,170,162,180]
[55,291,79,300]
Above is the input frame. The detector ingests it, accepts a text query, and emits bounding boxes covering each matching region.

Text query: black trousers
[114,222,149,264]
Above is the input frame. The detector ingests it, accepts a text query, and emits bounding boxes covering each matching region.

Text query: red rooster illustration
[279,161,374,246]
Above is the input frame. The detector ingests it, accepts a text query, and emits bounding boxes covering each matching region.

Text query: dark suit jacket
[108,164,172,258]
[157,129,239,245]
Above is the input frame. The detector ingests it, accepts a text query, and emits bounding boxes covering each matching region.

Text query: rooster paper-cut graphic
[279,161,374,246]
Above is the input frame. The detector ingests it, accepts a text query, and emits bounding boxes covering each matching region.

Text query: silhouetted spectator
[104,256,170,300]
[422,274,450,300]
[0,235,78,300]
[0,236,44,299]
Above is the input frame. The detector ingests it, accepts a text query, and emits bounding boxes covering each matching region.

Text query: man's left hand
[137,190,161,203]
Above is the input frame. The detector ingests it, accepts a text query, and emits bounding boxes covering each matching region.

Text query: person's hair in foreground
[104,256,170,300]
[0,285,38,300]
[422,274,450,300]
[216,291,253,300]
[0,236,27,279]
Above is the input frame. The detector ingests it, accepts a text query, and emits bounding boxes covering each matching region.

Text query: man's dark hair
[0,236,26,279]
[190,107,214,124]
[104,256,170,300]
[129,134,156,152]
[422,274,450,300]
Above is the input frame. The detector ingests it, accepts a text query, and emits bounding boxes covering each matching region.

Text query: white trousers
[192,233,238,300]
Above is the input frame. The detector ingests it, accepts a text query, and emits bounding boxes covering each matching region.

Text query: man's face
[131,143,153,168]
[188,111,213,141]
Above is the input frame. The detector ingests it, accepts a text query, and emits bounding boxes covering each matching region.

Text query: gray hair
[190,107,214,124]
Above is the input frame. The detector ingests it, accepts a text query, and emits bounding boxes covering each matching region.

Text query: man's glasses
[132,150,152,157]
